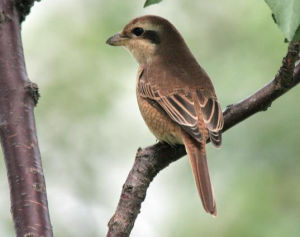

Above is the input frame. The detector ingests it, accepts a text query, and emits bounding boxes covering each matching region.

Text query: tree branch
[106,41,300,237]
[0,0,52,236]
[15,0,41,23]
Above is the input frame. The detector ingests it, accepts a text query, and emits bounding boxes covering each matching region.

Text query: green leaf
[265,0,300,41]
[294,25,300,40]
[144,0,162,8]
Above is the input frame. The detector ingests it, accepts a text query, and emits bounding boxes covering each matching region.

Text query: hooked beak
[106,33,128,46]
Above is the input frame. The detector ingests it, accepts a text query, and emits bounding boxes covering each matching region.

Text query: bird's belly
[137,94,183,145]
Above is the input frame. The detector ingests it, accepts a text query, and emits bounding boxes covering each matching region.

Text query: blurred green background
[0,0,299,236]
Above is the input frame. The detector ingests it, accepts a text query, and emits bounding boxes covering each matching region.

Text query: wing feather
[195,93,223,147]
[138,79,223,145]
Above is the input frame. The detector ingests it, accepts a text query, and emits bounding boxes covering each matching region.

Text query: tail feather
[182,132,217,216]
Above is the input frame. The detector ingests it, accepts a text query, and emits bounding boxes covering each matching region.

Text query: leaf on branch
[144,0,163,8]
[265,0,300,41]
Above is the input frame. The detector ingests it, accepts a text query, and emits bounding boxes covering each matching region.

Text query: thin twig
[107,41,300,237]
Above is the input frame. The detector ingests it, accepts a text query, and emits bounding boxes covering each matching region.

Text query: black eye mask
[143,30,161,44]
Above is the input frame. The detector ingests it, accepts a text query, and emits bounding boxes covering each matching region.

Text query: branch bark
[107,41,300,237]
[0,0,52,236]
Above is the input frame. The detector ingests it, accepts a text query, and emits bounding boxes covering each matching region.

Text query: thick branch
[107,41,300,237]
[15,0,41,23]
[0,1,52,236]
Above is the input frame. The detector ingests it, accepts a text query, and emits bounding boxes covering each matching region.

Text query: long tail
[182,132,217,216]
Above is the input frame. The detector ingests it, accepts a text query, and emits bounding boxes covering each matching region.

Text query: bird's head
[106,15,185,65]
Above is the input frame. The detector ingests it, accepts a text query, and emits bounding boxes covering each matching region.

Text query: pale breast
[136,94,183,145]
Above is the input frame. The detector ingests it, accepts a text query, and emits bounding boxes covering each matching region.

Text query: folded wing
[138,80,223,146]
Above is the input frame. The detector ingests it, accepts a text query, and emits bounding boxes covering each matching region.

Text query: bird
[106,15,223,216]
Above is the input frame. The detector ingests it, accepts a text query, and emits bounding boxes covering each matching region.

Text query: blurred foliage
[144,0,162,8]
[265,0,300,40]
[0,0,299,236]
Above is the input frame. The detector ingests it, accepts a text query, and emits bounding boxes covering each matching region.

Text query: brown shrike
[106,15,223,216]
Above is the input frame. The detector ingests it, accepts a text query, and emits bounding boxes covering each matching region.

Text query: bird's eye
[132,27,144,36]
